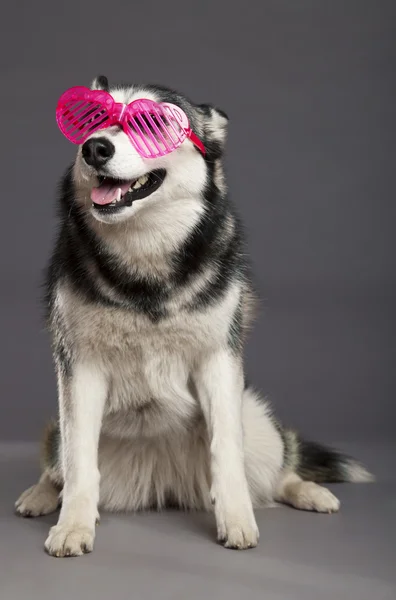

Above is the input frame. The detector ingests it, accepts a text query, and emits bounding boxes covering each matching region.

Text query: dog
[15,75,373,557]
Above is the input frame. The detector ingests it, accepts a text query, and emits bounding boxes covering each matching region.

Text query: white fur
[96,387,284,513]
[44,363,107,557]
[195,349,259,548]
[276,472,340,513]
[343,462,375,483]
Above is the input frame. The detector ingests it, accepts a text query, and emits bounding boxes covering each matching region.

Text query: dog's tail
[282,429,374,483]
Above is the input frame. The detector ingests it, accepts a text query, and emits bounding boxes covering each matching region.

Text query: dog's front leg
[45,362,107,557]
[195,350,259,549]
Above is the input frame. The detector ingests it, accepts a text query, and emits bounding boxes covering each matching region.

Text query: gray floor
[1,442,395,600]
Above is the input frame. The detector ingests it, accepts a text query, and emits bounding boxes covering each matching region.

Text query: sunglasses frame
[56,86,205,158]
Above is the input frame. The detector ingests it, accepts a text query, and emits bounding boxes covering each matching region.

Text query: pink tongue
[91,180,134,205]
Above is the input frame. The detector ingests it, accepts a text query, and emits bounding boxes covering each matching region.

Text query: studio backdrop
[0,1,394,443]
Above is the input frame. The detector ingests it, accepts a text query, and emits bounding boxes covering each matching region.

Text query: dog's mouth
[91,169,166,213]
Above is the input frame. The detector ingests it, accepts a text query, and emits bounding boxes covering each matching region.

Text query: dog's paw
[15,484,59,518]
[291,482,341,513]
[217,513,259,550]
[45,523,95,557]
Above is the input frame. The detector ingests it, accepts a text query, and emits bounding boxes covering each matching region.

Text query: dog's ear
[197,104,229,158]
[91,75,109,91]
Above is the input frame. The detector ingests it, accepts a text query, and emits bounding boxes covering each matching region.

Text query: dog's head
[71,75,229,225]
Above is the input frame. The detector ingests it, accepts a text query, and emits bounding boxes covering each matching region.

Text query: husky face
[72,76,229,225]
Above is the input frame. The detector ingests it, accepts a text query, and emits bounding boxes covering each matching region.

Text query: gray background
[0,2,395,598]
[1,0,394,442]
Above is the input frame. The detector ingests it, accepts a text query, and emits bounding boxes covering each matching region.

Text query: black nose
[82,137,115,168]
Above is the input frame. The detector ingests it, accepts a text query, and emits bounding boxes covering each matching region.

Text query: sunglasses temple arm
[188,130,206,156]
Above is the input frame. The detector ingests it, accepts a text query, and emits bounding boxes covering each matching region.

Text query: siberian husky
[15,76,373,557]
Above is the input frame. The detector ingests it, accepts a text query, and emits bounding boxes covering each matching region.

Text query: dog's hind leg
[274,471,340,513]
[15,420,62,518]
[15,471,60,517]
[273,428,373,513]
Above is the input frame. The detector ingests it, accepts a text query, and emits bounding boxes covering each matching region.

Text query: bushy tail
[282,430,374,483]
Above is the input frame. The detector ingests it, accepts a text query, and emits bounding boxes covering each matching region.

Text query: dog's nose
[82,137,115,168]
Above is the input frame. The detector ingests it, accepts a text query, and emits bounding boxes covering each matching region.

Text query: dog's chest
[57,287,225,431]
[58,282,234,364]
[56,282,238,435]
[68,297,211,360]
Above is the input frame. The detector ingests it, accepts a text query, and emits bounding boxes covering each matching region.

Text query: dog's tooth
[116,187,122,201]
[138,174,149,186]
[132,180,142,189]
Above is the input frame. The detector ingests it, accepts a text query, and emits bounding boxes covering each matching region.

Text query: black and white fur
[15,76,373,557]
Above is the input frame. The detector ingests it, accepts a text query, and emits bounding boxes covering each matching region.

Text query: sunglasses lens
[57,91,111,144]
[124,101,186,158]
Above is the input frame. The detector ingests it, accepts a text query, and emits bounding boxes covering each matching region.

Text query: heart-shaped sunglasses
[56,86,205,159]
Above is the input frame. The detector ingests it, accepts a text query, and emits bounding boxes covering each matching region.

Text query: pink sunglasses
[56,86,206,159]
